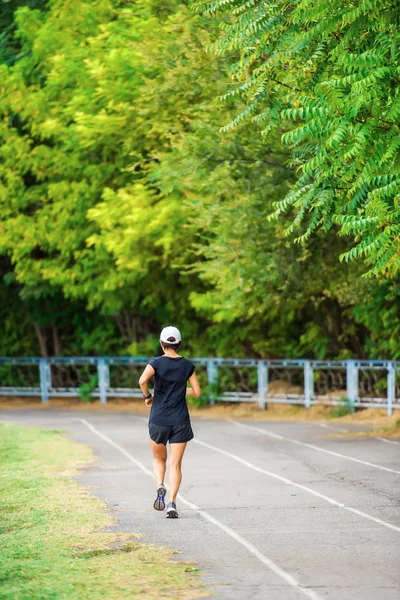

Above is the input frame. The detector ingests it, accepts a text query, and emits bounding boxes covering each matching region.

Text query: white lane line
[316,423,347,434]
[193,438,400,534]
[79,418,322,600]
[230,421,400,476]
[376,437,400,445]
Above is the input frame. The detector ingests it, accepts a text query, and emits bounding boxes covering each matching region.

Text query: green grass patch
[0,424,205,600]
[327,397,353,418]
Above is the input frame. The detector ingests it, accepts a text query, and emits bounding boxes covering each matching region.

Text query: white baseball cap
[160,326,182,344]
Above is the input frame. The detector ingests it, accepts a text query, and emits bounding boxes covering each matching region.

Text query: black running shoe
[153,484,166,511]
[166,501,178,519]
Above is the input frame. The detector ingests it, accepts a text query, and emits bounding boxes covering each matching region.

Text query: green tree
[0,1,200,348]
[156,120,372,358]
[0,0,49,65]
[196,0,400,276]
[0,0,232,355]
[2,0,400,361]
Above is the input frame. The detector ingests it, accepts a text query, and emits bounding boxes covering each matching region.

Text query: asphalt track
[1,409,399,599]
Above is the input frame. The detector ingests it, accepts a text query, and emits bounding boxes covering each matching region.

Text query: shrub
[78,375,98,403]
[328,397,353,418]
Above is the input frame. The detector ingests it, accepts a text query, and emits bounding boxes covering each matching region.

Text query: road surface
[1,409,399,599]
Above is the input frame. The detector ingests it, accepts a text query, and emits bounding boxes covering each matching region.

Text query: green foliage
[173,118,372,357]
[198,382,220,407]
[196,0,400,277]
[78,374,98,403]
[0,1,49,65]
[1,2,195,305]
[0,0,216,355]
[350,278,400,359]
[187,386,213,408]
[328,397,353,418]
[1,0,400,361]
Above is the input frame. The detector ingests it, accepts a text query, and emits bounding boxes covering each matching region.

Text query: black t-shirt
[148,356,195,426]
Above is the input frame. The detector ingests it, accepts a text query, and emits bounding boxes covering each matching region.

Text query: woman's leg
[150,440,167,485]
[168,442,187,504]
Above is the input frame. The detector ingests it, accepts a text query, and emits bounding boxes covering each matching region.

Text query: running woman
[138,326,201,518]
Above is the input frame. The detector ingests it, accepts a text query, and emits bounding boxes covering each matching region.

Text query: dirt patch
[1,395,399,429]
[191,402,400,428]
[266,381,304,395]
[0,396,152,414]
[334,407,397,424]
[331,427,400,441]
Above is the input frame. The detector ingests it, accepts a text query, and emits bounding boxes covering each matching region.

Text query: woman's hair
[161,337,182,351]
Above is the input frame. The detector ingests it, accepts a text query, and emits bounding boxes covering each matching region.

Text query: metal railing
[0,357,399,416]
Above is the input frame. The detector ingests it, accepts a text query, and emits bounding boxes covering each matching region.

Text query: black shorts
[149,421,194,445]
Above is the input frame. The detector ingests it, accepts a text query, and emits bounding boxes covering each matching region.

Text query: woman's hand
[139,365,155,408]
[187,372,201,398]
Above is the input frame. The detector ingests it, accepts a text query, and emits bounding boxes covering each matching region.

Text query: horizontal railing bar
[0,386,40,394]
[0,358,42,364]
[357,396,390,402]
[266,393,306,399]
[2,356,400,365]
[0,388,41,395]
[107,358,149,365]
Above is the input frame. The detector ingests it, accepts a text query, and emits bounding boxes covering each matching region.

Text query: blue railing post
[97,358,109,404]
[387,362,395,417]
[207,359,218,406]
[346,360,358,413]
[39,358,51,403]
[257,360,268,410]
[304,360,314,408]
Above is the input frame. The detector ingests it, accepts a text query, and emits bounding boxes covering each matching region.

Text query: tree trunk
[51,323,61,356]
[114,312,138,346]
[34,323,48,357]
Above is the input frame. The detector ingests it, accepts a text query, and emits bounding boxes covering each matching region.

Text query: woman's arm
[139,364,155,406]
[186,372,201,398]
